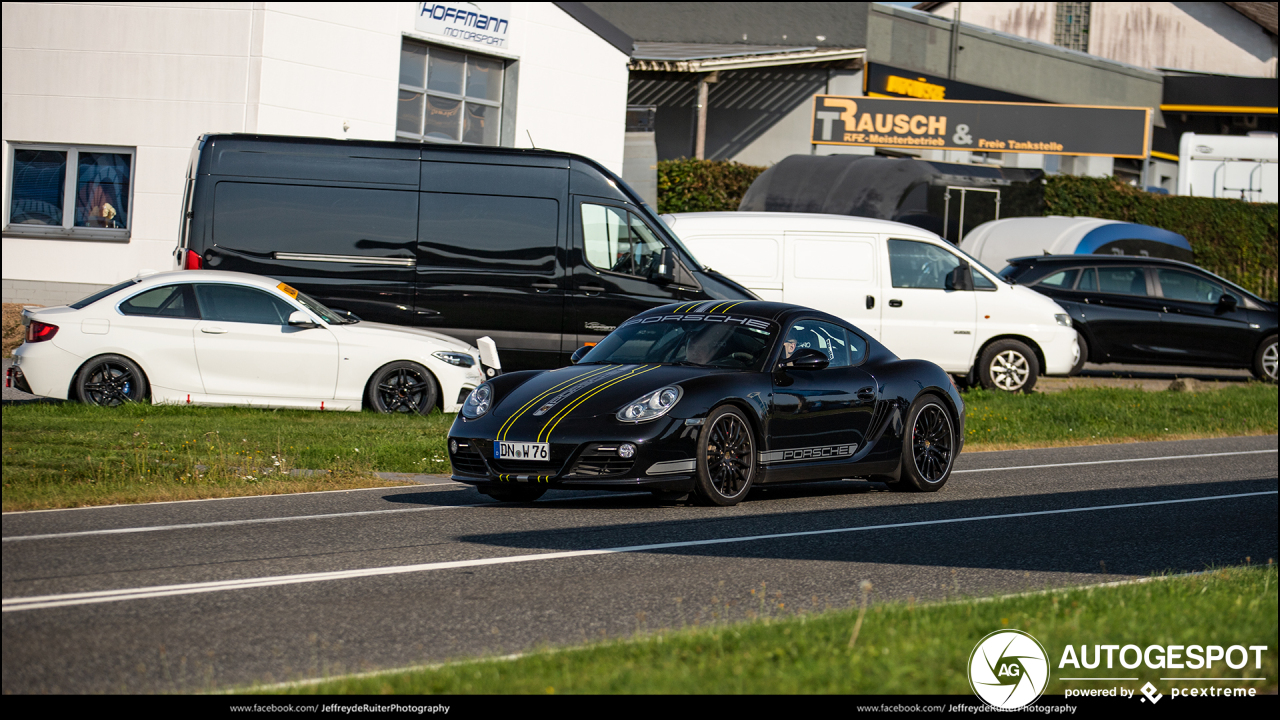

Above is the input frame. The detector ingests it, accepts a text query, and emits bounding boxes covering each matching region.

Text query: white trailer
[1177,132,1278,203]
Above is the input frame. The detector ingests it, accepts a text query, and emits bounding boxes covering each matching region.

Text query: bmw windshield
[580,315,777,369]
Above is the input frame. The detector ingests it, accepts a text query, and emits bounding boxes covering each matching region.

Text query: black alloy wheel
[366,361,438,415]
[76,354,148,406]
[694,405,756,506]
[896,395,956,492]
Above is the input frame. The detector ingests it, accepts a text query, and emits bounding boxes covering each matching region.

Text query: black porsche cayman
[448,301,964,505]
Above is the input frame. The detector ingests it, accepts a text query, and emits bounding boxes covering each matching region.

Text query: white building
[2,2,632,305]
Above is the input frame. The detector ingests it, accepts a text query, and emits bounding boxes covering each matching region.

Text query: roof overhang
[629,42,865,72]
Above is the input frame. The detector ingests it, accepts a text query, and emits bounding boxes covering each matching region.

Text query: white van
[662,212,1079,392]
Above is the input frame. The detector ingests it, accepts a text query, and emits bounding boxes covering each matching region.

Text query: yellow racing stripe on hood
[496,364,618,441]
[537,364,661,442]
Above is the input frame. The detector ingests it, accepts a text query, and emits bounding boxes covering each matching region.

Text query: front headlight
[617,386,683,423]
[1054,313,1071,327]
[433,351,476,368]
[461,382,492,419]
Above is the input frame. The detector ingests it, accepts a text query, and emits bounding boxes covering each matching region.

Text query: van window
[418,193,558,274]
[887,239,963,289]
[582,203,665,279]
[213,183,417,258]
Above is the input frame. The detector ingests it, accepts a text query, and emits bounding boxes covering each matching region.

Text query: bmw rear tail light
[26,320,59,343]
[183,249,203,270]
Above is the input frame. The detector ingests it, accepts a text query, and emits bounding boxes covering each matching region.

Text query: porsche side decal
[759,444,857,464]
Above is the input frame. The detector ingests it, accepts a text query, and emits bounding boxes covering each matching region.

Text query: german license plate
[496,442,550,461]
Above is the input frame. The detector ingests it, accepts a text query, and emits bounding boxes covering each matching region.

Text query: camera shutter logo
[968,629,1050,709]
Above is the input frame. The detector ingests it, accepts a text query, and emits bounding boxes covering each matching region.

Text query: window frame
[579,201,670,282]
[4,142,136,241]
[397,38,506,146]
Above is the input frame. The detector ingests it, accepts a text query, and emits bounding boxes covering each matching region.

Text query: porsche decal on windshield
[618,314,775,333]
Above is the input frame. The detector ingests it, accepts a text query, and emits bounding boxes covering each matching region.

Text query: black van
[174,134,755,371]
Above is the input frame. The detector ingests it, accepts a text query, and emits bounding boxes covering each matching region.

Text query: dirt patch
[2,303,36,358]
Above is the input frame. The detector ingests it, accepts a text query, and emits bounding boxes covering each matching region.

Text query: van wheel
[76,355,149,406]
[1070,335,1089,376]
[366,361,438,415]
[977,340,1039,393]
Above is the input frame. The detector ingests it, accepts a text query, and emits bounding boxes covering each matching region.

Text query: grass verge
[3,384,1275,511]
[255,563,1277,695]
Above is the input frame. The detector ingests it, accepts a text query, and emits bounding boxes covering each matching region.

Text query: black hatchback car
[1000,255,1277,381]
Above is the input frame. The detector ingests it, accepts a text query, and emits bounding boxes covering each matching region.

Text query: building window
[5,143,134,240]
[1054,2,1091,53]
[397,39,504,145]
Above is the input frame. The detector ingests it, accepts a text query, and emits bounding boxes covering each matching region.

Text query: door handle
[201,327,227,334]
[866,295,875,309]
[531,282,558,293]
[888,299,903,308]
[579,284,606,295]
[857,386,876,401]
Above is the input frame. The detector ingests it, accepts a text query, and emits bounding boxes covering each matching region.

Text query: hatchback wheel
[76,355,149,406]
[977,339,1039,393]
[1255,335,1278,383]
[366,361,438,415]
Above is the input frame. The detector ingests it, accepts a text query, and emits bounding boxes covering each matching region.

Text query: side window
[1096,267,1150,296]
[887,239,962,289]
[582,203,665,279]
[782,320,857,368]
[973,271,997,291]
[194,284,297,325]
[119,284,199,318]
[1156,268,1224,304]
[1037,269,1080,289]
[1078,268,1097,291]
[419,192,558,274]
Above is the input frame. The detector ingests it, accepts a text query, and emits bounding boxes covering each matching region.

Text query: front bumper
[448,415,701,492]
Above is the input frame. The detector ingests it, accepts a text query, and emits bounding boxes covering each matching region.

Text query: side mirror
[947,262,974,291]
[1217,293,1239,312]
[287,310,319,329]
[779,347,830,371]
[650,247,676,284]
[570,345,592,364]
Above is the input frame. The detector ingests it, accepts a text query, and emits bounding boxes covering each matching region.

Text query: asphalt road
[2,435,1276,694]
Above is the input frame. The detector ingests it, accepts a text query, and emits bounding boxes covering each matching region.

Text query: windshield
[581,317,777,369]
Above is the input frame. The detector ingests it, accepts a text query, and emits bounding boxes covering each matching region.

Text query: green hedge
[656,158,767,214]
[1045,176,1278,300]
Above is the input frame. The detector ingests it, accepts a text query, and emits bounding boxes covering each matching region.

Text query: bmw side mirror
[780,347,830,371]
[947,262,974,291]
[1217,294,1238,312]
[287,310,319,329]
[651,247,676,284]
[570,345,592,364]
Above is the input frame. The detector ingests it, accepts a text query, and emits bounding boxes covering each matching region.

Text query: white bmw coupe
[8,270,500,414]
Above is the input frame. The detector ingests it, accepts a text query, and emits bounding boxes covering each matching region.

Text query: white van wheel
[977,340,1039,393]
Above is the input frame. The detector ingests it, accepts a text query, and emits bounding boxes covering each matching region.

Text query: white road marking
[4,489,1274,613]
[5,449,1274,542]
[952,449,1276,474]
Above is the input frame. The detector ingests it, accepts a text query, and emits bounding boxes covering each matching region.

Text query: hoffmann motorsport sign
[811,95,1150,158]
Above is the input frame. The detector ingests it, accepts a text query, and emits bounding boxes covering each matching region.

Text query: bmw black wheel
[366,361,438,415]
[75,354,149,407]
[694,405,756,506]
[898,395,956,492]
